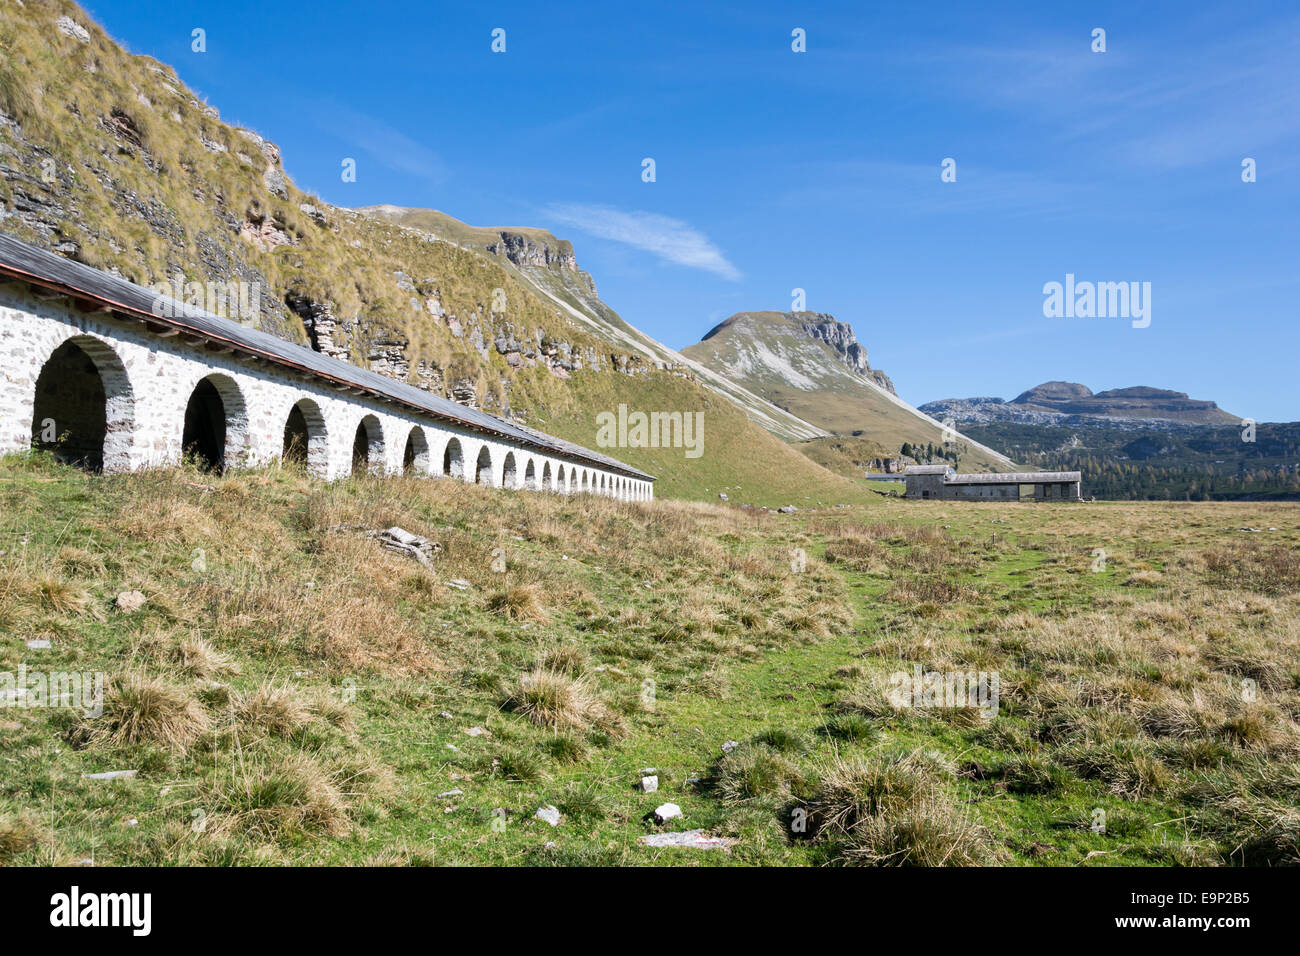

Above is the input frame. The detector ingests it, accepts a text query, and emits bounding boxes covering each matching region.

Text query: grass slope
[2,454,1297,867]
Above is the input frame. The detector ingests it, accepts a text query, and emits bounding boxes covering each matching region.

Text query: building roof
[903,465,955,475]
[0,232,653,481]
[944,471,1081,484]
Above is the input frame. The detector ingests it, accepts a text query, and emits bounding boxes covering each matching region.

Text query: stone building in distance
[904,465,1082,501]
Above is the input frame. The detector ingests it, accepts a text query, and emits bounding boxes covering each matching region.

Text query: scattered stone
[721,740,739,754]
[438,712,453,719]
[777,506,798,514]
[367,527,441,566]
[445,744,459,752]
[653,802,683,824]
[447,579,472,591]
[82,770,137,781]
[114,590,146,613]
[25,639,51,650]
[640,767,658,775]
[534,805,561,827]
[464,727,486,737]
[640,775,659,793]
[639,829,734,851]
[718,492,728,501]
[437,788,464,799]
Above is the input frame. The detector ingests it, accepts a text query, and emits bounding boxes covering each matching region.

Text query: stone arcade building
[0,233,654,499]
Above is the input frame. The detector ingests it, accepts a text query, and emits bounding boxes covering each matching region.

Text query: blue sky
[87,1,1299,420]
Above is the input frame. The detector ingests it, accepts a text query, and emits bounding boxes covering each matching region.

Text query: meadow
[1,453,1296,866]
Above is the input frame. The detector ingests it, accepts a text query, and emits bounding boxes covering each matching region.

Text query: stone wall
[0,281,652,501]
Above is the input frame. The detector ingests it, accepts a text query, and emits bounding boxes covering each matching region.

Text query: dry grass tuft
[236,682,313,737]
[92,672,209,751]
[504,668,617,733]
[487,584,548,622]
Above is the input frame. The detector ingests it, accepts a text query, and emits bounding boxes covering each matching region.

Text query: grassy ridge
[2,456,1297,866]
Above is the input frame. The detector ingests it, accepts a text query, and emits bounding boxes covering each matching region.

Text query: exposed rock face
[485,231,578,272]
[284,292,352,361]
[794,312,896,394]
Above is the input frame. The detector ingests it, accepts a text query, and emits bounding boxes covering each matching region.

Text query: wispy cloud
[315,104,447,184]
[543,203,741,280]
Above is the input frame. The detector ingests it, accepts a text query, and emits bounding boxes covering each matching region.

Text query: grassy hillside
[681,311,1014,472]
[534,372,872,506]
[2,455,1297,866]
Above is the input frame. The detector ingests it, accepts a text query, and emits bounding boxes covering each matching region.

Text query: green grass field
[1,455,1297,866]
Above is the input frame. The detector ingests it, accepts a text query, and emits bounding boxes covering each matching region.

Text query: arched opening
[403,426,430,475]
[282,398,327,474]
[523,458,537,491]
[182,374,247,473]
[351,415,384,475]
[541,461,552,492]
[443,437,464,478]
[475,445,494,485]
[556,464,566,493]
[30,336,134,472]
[599,474,607,495]
[502,451,518,489]
[581,471,590,493]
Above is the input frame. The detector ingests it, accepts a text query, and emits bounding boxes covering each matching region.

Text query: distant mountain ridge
[922,381,1239,426]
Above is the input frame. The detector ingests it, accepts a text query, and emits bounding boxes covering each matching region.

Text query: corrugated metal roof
[945,472,1081,484]
[904,465,954,475]
[0,231,653,481]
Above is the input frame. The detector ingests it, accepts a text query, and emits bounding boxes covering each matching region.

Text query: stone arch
[403,426,430,475]
[29,335,135,472]
[502,451,518,489]
[182,373,248,472]
[541,461,552,492]
[442,436,464,478]
[523,457,537,490]
[351,414,385,475]
[475,445,494,485]
[282,398,327,475]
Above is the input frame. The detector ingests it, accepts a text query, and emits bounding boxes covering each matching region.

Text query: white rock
[82,770,137,781]
[25,639,51,649]
[464,726,486,737]
[721,740,740,753]
[534,805,561,827]
[437,788,463,798]
[114,590,146,613]
[447,579,472,590]
[653,802,683,824]
[640,829,734,851]
[56,16,90,42]
[641,775,659,793]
